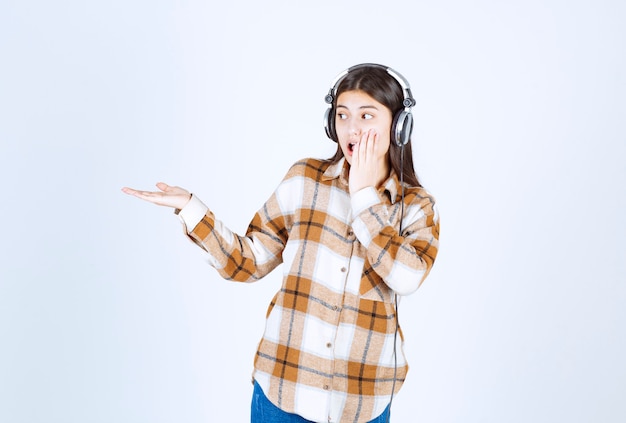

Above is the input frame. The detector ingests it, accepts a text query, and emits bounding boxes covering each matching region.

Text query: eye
[336,112,347,120]
[362,113,373,120]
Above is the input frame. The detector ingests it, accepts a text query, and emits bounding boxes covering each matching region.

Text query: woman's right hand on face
[121,182,192,210]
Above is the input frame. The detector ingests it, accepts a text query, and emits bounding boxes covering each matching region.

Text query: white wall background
[1,1,624,422]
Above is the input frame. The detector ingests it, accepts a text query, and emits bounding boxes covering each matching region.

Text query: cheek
[379,137,391,154]
[335,123,347,137]
[377,120,393,148]
[333,121,346,138]
[376,126,392,148]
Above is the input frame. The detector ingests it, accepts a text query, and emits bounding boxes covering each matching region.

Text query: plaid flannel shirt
[178,158,439,423]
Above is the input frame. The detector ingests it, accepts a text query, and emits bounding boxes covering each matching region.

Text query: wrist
[180,193,192,210]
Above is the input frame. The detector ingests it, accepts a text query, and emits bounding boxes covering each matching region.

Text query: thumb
[156,182,171,192]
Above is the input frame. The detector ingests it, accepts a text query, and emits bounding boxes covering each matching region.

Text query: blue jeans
[251,381,391,423]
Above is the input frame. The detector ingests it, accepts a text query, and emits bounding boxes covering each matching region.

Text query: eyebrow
[336,104,379,110]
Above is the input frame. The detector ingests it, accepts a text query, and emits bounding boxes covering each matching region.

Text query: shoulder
[272,159,331,212]
[285,157,331,180]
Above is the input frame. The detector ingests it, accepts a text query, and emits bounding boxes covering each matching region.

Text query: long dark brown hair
[326,65,421,188]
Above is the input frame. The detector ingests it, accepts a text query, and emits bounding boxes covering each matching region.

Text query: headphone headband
[324,63,416,108]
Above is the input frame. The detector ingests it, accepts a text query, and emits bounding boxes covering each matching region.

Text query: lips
[348,142,356,153]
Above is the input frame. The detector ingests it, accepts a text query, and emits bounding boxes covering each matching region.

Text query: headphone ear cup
[392,110,413,146]
[324,107,337,142]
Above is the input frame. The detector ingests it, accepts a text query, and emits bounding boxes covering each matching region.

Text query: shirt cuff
[350,186,381,217]
[177,194,209,233]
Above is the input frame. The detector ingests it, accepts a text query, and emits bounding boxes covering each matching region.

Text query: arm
[347,130,439,295]
[122,172,295,283]
[178,190,290,283]
[351,186,440,296]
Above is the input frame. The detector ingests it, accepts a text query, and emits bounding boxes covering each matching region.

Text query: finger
[351,144,359,167]
[135,190,160,200]
[122,187,159,201]
[358,130,374,163]
[357,131,369,162]
[374,131,384,161]
[122,187,151,197]
[156,182,171,192]
[366,129,377,158]
[351,138,361,166]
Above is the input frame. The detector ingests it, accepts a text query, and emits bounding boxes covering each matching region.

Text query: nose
[348,122,362,138]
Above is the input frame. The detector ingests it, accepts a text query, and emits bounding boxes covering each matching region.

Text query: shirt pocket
[358,262,393,303]
[353,297,398,350]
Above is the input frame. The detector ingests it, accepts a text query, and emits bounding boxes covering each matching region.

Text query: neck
[376,160,391,188]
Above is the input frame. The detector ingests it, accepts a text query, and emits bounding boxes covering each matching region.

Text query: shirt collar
[322,158,348,183]
[322,157,402,204]
[382,172,401,204]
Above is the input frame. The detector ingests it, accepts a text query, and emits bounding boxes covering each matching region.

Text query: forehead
[336,90,385,108]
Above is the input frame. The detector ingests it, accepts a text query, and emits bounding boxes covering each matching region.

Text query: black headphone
[324,63,416,147]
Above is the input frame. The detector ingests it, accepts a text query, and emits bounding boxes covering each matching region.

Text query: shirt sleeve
[176,169,296,283]
[350,187,440,296]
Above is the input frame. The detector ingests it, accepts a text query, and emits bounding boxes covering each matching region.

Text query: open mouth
[348,142,356,153]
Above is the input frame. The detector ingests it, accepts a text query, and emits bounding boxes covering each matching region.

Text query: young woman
[122,64,439,423]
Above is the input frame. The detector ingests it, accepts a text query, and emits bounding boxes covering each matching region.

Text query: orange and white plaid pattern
[178,158,439,423]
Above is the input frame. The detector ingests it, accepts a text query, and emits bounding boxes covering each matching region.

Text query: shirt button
[323,384,330,390]
[340,267,347,272]
[326,342,332,348]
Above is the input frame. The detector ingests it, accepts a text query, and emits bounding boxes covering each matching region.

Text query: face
[335,90,393,165]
